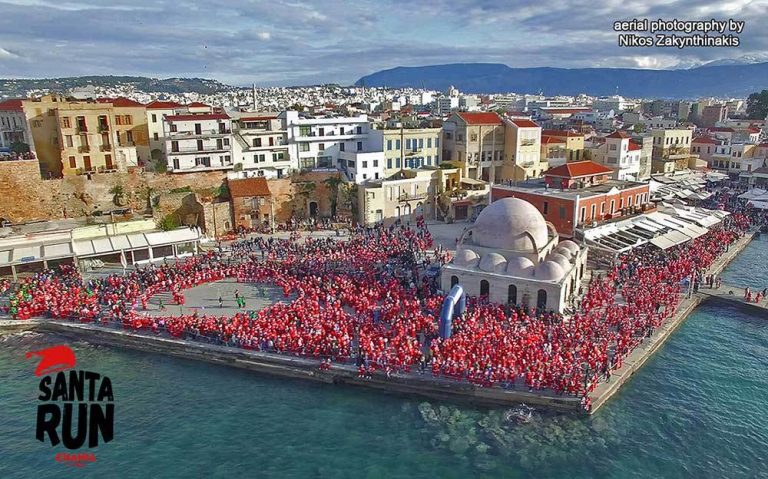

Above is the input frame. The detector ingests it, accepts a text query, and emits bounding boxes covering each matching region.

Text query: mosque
[441,198,588,313]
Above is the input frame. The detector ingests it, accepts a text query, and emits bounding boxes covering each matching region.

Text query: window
[508,285,517,305]
[537,289,547,310]
[66,135,73,147]
[357,142,362,151]
[171,141,179,152]
[601,202,605,214]
[62,117,71,129]
[559,206,566,219]
[153,133,159,141]
[591,204,596,219]
[356,126,362,134]
[319,127,325,136]
[387,158,392,169]
[362,161,368,168]
[197,139,204,151]
[68,156,76,168]
[115,115,123,126]
[195,157,211,167]
[272,152,285,162]
[387,140,392,150]
[254,138,262,147]
[340,143,345,151]
[299,142,309,152]
[395,139,401,150]
[151,114,157,123]
[470,133,478,141]
[396,158,401,169]
[170,124,177,133]
[419,138,424,149]
[427,138,432,148]
[480,280,489,297]
[543,201,549,214]
[436,137,440,148]
[406,139,411,149]
[363,174,367,179]
[451,276,459,288]
[194,123,202,135]
[339,127,345,135]
[319,143,325,151]
[125,115,132,125]
[610,200,615,213]
[76,117,87,132]
[435,154,439,163]
[628,196,633,207]
[580,207,586,223]
[299,126,311,136]
[609,144,617,151]
[269,137,274,146]
[373,160,378,167]
[105,154,113,169]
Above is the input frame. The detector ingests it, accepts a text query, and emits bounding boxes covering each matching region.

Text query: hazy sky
[0,0,766,86]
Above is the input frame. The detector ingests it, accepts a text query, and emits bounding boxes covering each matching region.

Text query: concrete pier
[698,285,768,317]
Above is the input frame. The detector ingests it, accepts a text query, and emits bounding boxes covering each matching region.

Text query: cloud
[0,0,766,85]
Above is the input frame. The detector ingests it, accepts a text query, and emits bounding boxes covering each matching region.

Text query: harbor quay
[0,231,756,415]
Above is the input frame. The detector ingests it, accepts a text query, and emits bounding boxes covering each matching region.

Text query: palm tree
[340,183,358,220]
[323,175,343,217]
[109,184,125,206]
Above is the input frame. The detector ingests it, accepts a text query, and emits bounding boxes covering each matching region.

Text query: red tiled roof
[541,135,565,145]
[542,129,583,138]
[508,118,540,128]
[146,100,183,110]
[693,136,716,144]
[628,142,642,151]
[96,97,144,108]
[0,99,24,111]
[747,127,761,133]
[456,112,502,125]
[606,130,632,139]
[187,102,210,108]
[228,177,271,198]
[545,160,613,178]
[165,113,229,122]
[708,127,735,133]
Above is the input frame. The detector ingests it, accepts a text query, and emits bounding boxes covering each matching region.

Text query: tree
[340,183,358,219]
[633,123,646,133]
[323,175,343,217]
[746,90,768,119]
[154,158,168,173]
[158,214,180,231]
[108,184,125,206]
[10,141,30,154]
[142,186,154,213]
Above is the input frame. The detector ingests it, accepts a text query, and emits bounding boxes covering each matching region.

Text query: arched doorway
[536,289,547,310]
[451,275,459,288]
[403,203,411,221]
[508,284,517,305]
[480,280,489,297]
[415,202,423,217]
[309,201,318,217]
[395,206,401,217]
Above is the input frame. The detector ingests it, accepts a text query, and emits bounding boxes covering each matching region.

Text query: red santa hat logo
[25,345,77,377]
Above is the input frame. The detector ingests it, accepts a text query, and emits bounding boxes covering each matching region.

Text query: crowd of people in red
[0,210,751,410]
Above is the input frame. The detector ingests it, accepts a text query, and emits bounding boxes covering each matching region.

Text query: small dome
[479,252,507,273]
[454,248,480,268]
[558,240,579,255]
[534,261,565,281]
[506,256,535,276]
[548,252,571,271]
[554,246,573,259]
[472,198,549,252]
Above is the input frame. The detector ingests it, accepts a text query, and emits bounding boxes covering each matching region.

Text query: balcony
[100,144,112,152]
[169,129,231,139]
[398,192,429,202]
[78,145,90,153]
[169,145,230,154]
[98,124,110,133]
[76,126,88,134]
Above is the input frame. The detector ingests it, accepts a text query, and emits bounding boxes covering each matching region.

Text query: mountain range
[356,62,768,98]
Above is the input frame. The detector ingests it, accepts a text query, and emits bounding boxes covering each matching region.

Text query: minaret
[252,83,258,111]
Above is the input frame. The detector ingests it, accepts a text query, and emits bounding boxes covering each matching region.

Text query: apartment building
[96,97,150,164]
[442,112,505,182]
[541,130,585,162]
[371,124,442,175]
[590,131,641,181]
[0,99,33,152]
[650,128,693,174]
[700,104,728,127]
[710,143,759,173]
[230,112,291,178]
[503,118,544,180]
[146,100,182,159]
[164,112,233,173]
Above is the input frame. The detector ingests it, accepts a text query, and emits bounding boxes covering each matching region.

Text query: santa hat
[25,345,77,377]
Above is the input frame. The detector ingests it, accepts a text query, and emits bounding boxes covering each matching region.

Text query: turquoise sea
[1,237,767,479]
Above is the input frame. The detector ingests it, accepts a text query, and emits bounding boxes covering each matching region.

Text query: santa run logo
[25,345,114,467]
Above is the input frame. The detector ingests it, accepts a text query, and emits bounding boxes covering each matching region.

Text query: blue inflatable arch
[439,284,466,339]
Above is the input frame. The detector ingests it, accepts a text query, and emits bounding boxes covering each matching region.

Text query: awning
[460,178,486,186]
[12,245,43,263]
[664,229,691,246]
[650,236,676,250]
[43,242,73,258]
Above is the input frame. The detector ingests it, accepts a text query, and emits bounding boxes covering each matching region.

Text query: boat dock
[697,285,768,317]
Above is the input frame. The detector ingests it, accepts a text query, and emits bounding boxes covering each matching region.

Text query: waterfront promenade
[0,231,757,415]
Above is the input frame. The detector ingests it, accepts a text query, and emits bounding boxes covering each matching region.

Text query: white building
[437,97,459,115]
[164,113,233,173]
[231,112,291,178]
[0,99,34,152]
[591,131,641,181]
[503,118,545,179]
[282,110,371,172]
[146,100,183,160]
[441,198,588,313]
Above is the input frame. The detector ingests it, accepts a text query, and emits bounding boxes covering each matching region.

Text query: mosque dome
[548,252,572,271]
[479,252,507,273]
[453,248,480,268]
[472,198,549,252]
[533,261,565,281]
[506,256,535,277]
[558,240,580,255]
[554,246,573,259]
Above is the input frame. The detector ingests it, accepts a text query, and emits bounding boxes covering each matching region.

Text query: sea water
[1,237,766,479]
